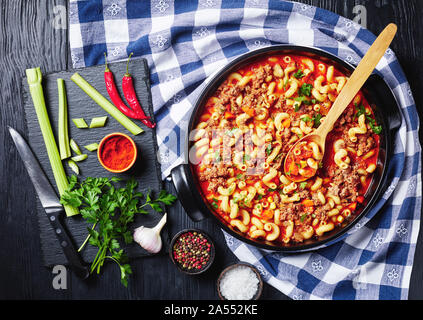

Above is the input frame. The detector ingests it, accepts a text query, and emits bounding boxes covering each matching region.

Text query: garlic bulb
[133,213,167,254]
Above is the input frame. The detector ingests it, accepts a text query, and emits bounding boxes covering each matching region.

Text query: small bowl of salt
[217,262,263,300]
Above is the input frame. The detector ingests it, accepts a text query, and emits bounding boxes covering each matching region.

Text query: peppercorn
[172,231,212,273]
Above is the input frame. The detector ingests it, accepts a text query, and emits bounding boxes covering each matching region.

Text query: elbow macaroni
[348,114,367,142]
[192,53,381,246]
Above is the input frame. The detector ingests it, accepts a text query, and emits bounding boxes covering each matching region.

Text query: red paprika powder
[100,135,135,171]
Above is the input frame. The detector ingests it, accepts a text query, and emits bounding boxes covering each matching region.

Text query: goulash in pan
[191,54,381,245]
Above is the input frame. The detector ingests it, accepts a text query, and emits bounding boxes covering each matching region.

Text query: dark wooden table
[1,0,422,300]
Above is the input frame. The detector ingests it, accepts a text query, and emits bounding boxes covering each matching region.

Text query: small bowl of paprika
[97,132,138,173]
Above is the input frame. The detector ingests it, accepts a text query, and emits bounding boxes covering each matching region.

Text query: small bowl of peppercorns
[170,229,215,275]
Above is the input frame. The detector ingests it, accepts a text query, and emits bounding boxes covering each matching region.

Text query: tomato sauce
[191,53,381,245]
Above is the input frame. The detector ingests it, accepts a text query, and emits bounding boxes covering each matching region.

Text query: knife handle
[45,207,90,280]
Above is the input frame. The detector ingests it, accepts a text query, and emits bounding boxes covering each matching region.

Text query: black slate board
[22,58,167,267]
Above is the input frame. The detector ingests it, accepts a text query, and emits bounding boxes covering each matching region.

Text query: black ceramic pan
[171,45,402,253]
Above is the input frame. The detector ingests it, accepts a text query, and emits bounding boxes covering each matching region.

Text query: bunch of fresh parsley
[60,175,177,287]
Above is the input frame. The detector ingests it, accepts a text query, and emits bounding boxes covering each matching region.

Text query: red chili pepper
[104,53,140,119]
[122,53,156,129]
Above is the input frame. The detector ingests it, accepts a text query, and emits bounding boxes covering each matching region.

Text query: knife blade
[8,126,89,279]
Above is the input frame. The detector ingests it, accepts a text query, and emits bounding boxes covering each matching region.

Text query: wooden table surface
[1,0,422,300]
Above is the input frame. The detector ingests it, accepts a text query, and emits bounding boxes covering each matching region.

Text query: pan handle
[170,164,209,222]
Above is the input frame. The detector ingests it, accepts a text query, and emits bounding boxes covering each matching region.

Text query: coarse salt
[219,265,259,300]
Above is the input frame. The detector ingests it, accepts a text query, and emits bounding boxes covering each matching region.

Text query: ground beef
[335,107,355,128]
[273,96,294,113]
[252,65,272,89]
[278,203,298,221]
[207,178,225,193]
[357,135,376,155]
[297,190,310,200]
[329,166,360,202]
[198,164,230,182]
[239,94,254,113]
[273,96,285,110]
[327,183,340,197]
[314,203,333,221]
[217,81,241,104]
[311,192,322,206]
[341,124,374,153]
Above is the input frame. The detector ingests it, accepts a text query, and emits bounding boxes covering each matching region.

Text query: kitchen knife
[8,126,90,279]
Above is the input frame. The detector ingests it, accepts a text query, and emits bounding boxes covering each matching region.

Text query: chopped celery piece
[71,154,88,162]
[70,139,82,155]
[89,116,108,128]
[68,159,80,175]
[70,73,143,136]
[72,118,89,129]
[26,67,79,217]
[84,143,99,152]
[57,79,71,160]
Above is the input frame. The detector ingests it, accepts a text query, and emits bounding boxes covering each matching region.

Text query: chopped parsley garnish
[354,103,366,119]
[313,113,323,128]
[355,103,382,134]
[301,116,313,123]
[211,198,219,210]
[232,195,244,203]
[266,144,273,156]
[294,96,311,105]
[367,117,383,134]
[294,103,301,112]
[300,214,308,223]
[257,194,263,200]
[293,69,305,79]
[236,173,245,180]
[299,182,308,190]
[299,83,313,97]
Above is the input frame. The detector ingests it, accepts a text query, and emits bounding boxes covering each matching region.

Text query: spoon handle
[316,23,397,138]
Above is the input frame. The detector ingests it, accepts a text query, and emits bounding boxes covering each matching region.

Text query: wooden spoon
[284,23,397,183]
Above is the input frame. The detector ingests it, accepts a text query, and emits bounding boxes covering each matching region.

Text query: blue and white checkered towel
[69,0,421,300]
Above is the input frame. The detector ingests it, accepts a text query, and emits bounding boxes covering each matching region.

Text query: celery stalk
[57,79,71,160]
[67,159,80,175]
[89,116,108,128]
[84,143,99,152]
[26,67,79,217]
[71,154,88,162]
[70,73,143,136]
[72,118,89,129]
[70,139,82,155]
